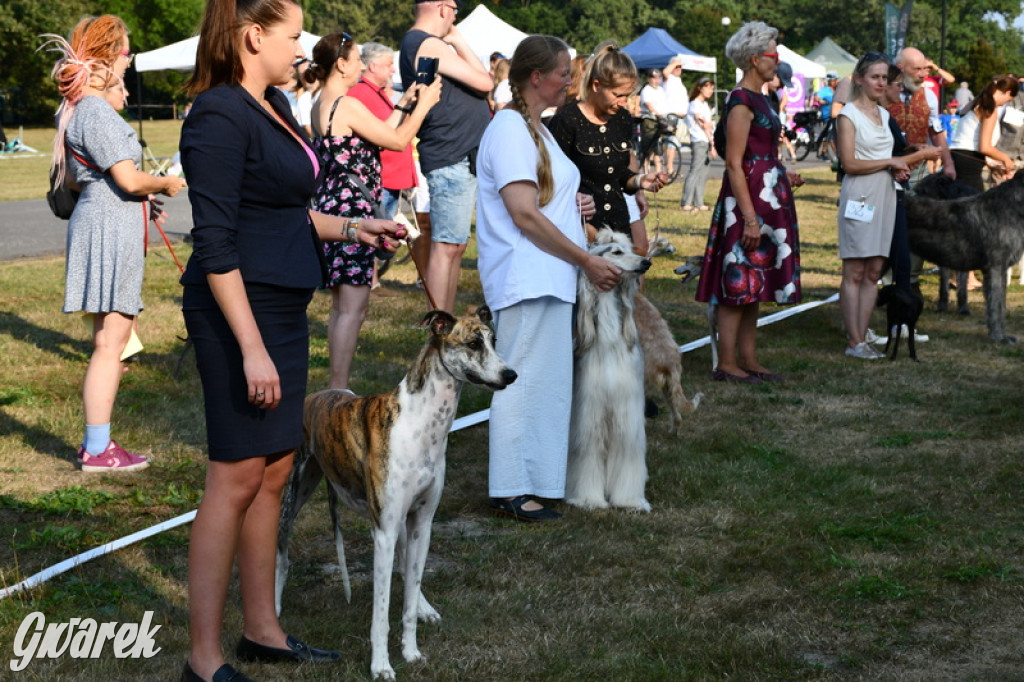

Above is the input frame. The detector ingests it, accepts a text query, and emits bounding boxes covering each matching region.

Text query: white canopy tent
[733,44,826,83]
[454,5,529,66]
[135,32,323,72]
[136,9,538,84]
[779,44,827,79]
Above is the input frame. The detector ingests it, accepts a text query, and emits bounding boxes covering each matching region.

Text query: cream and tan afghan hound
[567,229,653,511]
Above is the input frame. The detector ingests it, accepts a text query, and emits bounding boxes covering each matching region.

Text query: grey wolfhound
[907,172,980,316]
[906,172,1024,343]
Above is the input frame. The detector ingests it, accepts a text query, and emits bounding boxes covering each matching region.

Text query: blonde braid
[509,80,554,206]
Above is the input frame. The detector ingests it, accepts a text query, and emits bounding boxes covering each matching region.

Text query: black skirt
[183,282,314,461]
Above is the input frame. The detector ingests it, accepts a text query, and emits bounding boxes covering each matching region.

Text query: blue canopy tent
[622,28,717,73]
[623,28,719,117]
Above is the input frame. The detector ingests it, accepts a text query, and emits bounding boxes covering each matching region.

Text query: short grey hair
[725,21,779,70]
[360,42,394,65]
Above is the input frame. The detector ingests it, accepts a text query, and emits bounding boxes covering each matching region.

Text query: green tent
[805,37,858,78]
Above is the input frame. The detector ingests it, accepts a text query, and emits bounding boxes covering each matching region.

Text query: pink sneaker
[78,440,149,472]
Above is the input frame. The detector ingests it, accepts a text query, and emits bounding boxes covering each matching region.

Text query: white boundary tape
[0,293,838,599]
[678,293,840,352]
[0,511,197,599]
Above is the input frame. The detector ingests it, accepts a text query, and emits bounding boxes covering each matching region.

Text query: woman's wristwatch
[346,218,361,243]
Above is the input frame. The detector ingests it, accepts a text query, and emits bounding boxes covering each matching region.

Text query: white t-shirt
[493,80,512,108]
[297,90,313,128]
[951,107,1002,151]
[687,99,712,143]
[663,74,689,116]
[640,84,669,118]
[476,110,585,311]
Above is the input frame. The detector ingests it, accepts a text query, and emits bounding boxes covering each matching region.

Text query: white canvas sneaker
[873,324,929,344]
[845,341,884,359]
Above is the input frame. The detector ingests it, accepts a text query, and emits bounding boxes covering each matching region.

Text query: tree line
[3,0,1021,125]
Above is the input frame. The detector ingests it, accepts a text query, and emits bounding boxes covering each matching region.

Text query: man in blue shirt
[814,73,838,122]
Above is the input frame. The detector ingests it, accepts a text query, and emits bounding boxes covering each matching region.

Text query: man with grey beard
[889,47,956,183]
[886,47,956,302]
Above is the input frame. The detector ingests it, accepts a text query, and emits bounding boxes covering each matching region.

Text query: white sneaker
[845,342,884,359]
[865,328,880,343]
[873,324,929,344]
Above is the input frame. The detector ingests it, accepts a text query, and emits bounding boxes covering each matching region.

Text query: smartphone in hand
[415,57,439,85]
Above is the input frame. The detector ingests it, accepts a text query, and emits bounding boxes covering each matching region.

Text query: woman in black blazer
[179,2,405,681]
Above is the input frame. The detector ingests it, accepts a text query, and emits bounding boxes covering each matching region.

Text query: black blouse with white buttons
[547,103,637,234]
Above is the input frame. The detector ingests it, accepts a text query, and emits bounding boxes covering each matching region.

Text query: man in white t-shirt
[661,58,689,178]
[639,69,669,173]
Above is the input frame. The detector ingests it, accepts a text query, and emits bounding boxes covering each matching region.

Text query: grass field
[2,160,1024,681]
[0,120,183,203]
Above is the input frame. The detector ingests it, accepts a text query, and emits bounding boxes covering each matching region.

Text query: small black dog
[876,284,924,360]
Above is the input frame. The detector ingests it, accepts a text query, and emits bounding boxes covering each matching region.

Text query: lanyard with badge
[844,194,875,222]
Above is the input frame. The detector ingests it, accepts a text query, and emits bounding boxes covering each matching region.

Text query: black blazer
[180,84,324,289]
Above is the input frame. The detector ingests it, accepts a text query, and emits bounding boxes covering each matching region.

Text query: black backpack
[46,167,80,220]
[47,146,105,220]
[712,89,737,157]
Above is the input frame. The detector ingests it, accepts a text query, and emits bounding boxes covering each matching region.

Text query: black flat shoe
[490,495,562,522]
[182,662,253,682]
[740,367,785,383]
[711,368,762,384]
[236,634,341,664]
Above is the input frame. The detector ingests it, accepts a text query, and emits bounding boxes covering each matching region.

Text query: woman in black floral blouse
[547,40,667,254]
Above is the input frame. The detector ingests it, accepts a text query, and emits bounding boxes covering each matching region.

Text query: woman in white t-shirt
[950,74,1018,191]
[681,77,717,211]
[477,35,620,522]
[490,57,512,111]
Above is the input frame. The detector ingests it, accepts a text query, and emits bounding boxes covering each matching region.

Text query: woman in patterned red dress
[695,21,802,384]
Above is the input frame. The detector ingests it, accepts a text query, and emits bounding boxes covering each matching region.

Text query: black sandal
[490,495,562,522]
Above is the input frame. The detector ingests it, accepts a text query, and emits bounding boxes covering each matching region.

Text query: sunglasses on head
[335,32,354,64]
[858,51,890,68]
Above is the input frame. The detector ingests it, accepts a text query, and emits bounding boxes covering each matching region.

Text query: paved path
[1,157,831,262]
[0,194,193,261]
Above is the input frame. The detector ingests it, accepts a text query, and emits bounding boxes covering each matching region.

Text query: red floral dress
[695,88,801,306]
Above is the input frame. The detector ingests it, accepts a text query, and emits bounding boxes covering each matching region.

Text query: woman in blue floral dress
[307,31,440,390]
[695,21,802,384]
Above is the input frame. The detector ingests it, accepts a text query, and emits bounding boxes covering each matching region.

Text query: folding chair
[139,139,172,176]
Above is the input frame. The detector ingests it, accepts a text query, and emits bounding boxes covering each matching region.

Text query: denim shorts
[425,158,477,244]
[380,188,401,219]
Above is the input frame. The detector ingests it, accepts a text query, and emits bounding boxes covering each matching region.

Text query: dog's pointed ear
[593,227,614,245]
[418,310,456,337]
[476,305,493,325]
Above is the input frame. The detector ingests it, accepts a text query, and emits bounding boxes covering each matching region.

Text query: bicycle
[633,115,685,183]
[790,110,837,163]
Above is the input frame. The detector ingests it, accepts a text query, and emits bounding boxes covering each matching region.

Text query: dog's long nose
[501,368,518,385]
[638,259,652,274]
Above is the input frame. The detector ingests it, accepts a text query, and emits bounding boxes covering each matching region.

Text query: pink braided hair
[39,16,127,186]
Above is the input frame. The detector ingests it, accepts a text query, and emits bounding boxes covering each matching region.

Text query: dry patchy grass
[1,169,1024,681]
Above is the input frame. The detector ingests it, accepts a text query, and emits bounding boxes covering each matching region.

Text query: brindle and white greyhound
[275,307,516,681]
